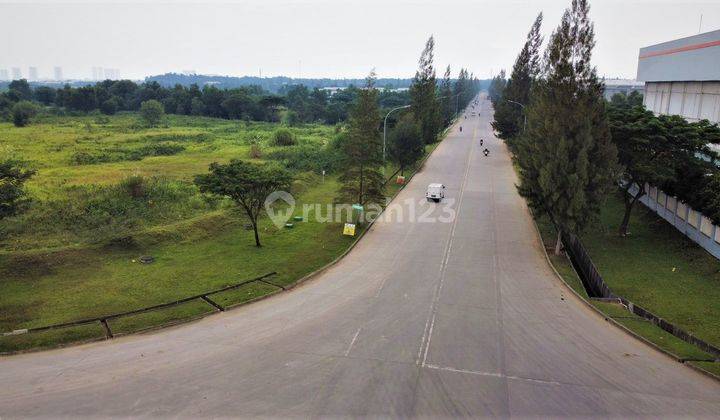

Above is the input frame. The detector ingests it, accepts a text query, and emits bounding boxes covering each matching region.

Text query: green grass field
[0,113,351,351]
[0,112,436,352]
[534,193,720,368]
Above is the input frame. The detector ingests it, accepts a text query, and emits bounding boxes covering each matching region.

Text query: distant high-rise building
[54,66,63,81]
[11,67,21,80]
[28,66,38,81]
[0,69,8,81]
[105,68,120,80]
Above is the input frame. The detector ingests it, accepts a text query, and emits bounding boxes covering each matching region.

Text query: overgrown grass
[0,112,442,352]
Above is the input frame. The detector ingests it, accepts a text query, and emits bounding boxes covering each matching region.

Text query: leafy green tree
[11,101,38,127]
[190,97,205,116]
[34,86,56,105]
[195,160,292,247]
[67,86,98,112]
[657,116,720,215]
[627,91,644,107]
[608,106,675,236]
[221,92,254,119]
[338,72,385,206]
[516,0,618,254]
[0,159,36,227]
[492,13,543,144]
[100,97,121,115]
[410,36,441,144]
[8,79,32,101]
[139,99,165,127]
[388,113,424,175]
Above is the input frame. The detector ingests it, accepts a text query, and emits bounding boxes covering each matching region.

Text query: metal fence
[631,183,720,261]
[2,272,278,340]
[561,232,616,299]
[560,231,720,359]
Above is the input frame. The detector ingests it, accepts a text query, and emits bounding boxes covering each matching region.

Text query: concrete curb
[1,119,456,356]
[528,213,720,384]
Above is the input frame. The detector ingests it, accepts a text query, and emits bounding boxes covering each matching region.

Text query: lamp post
[383,104,411,163]
[505,99,527,131]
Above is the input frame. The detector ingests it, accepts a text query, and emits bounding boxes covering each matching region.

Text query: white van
[426,183,446,202]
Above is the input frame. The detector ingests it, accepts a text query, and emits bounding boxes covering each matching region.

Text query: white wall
[644,81,720,124]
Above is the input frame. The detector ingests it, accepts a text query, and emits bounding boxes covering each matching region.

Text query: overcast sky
[1,0,719,81]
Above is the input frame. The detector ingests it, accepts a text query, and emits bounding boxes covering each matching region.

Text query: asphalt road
[2,95,719,418]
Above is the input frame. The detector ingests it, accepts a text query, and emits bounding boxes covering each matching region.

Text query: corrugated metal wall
[644,81,720,123]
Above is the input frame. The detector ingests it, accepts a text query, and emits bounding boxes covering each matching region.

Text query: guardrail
[2,272,277,340]
[560,231,720,359]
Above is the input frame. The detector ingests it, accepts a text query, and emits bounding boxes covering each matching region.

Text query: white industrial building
[637,28,720,124]
[635,28,720,260]
[603,78,644,100]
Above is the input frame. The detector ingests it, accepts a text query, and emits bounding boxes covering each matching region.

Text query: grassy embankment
[535,192,720,375]
[0,112,440,352]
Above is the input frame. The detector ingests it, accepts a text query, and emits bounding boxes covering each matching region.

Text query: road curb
[528,213,720,384]
[1,117,457,356]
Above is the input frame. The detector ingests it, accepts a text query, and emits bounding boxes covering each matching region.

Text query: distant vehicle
[471,112,476,116]
[426,183,446,202]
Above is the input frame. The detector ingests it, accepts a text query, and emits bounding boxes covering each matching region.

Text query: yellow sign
[343,223,356,236]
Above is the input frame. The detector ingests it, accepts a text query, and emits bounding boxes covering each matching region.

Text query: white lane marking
[344,328,361,357]
[425,364,564,386]
[416,121,476,367]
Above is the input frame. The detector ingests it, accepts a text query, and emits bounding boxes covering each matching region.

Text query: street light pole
[505,99,527,131]
[383,104,411,163]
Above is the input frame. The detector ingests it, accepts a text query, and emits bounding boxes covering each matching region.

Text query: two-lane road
[2,95,719,418]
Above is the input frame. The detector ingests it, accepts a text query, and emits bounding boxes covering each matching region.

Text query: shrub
[139,100,165,127]
[282,110,300,127]
[121,175,147,199]
[11,101,38,127]
[272,128,296,146]
[248,143,263,159]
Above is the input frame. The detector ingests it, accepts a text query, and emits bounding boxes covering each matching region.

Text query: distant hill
[145,73,415,93]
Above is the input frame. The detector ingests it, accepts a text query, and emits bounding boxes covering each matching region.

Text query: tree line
[490,0,720,252]
[1,37,480,248]
[0,78,416,126]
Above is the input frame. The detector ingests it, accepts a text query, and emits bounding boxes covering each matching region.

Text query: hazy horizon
[1,0,719,81]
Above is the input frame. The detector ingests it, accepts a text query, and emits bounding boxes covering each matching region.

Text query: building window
[688,210,699,229]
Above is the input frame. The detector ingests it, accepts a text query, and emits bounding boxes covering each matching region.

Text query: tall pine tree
[410,36,441,145]
[337,71,385,206]
[516,0,617,254]
[440,65,453,126]
[492,12,543,145]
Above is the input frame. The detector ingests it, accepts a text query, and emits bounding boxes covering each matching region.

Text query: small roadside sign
[343,223,356,236]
